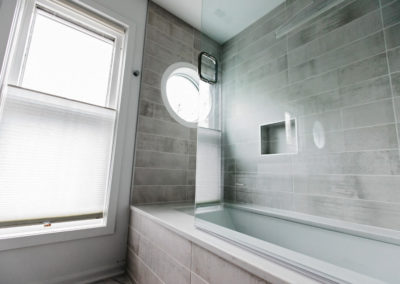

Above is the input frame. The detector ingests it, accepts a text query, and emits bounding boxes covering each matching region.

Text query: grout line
[379,0,400,156]
[137,131,196,143]
[136,148,195,157]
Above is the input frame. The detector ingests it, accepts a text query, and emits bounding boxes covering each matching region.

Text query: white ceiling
[152,0,285,43]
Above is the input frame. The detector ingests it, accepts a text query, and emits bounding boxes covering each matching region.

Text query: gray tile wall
[127,208,270,284]
[132,2,220,204]
[221,0,400,230]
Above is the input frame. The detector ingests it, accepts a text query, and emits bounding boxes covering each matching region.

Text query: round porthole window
[161,62,211,128]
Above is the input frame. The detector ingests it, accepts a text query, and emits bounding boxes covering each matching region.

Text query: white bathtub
[195,203,400,283]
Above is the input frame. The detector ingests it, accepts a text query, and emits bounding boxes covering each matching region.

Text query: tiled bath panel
[221,0,400,230]
[127,208,270,284]
[131,2,221,204]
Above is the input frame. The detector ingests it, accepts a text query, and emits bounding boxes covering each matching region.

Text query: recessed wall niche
[260,119,297,155]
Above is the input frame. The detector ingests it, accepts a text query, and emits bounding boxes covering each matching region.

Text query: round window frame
[161,62,202,128]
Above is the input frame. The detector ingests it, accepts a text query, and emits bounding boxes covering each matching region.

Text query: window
[161,62,212,128]
[0,0,125,232]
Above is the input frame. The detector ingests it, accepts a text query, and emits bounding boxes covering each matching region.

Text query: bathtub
[194,203,400,283]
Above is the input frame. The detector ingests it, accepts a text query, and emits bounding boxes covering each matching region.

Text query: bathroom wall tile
[395,97,400,118]
[191,272,209,284]
[287,70,339,101]
[341,99,395,129]
[288,10,382,67]
[145,39,192,64]
[127,249,164,284]
[298,130,345,153]
[382,0,400,27]
[337,53,388,87]
[142,69,162,87]
[298,110,342,134]
[139,100,175,123]
[134,168,187,185]
[235,173,293,192]
[132,188,189,204]
[388,47,400,73]
[191,244,269,284]
[392,72,400,96]
[224,188,236,202]
[147,28,193,60]
[288,0,379,50]
[135,150,188,170]
[136,132,190,154]
[342,150,400,175]
[339,76,392,107]
[343,124,398,151]
[292,153,344,175]
[236,191,294,210]
[289,90,342,116]
[140,84,162,105]
[148,11,194,47]
[294,194,400,230]
[294,174,400,203]
[380,0,396,6]
[143,53,170,75]
[385,23,400,49]
[137,116,190,140]
[289,31,385,83]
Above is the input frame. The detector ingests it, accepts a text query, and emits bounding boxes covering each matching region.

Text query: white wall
[0,0,147,283]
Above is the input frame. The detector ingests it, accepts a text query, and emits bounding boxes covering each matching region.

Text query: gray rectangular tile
[342,150,400,175]
[137,116,190,139]
[294,174,400,203]
[127,249,163,284]
[343,124,398,151]
[191,244,268,284]
[382,0,400,27]
[136,132,190,154]
[288,10,382,67]
[133,232,190,284]
[133,168,187,185]
[294,194,400,230]
[341,99,395,129]
[135,150,188,170]
[385,22,400,49]
[289,31,385,83]
[338,53,388,87]
[388,47,400,73]
[288,0,379,50]
[129,213,192,267]
[392,72,400,96]
[339,76,392,107]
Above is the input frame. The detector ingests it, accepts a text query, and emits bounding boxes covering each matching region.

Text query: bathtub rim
[195,205,385,284]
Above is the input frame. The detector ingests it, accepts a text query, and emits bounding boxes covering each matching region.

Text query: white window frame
[0,0,136,251]
[8,0,124,109]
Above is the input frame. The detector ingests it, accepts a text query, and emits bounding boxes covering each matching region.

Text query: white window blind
[0,86,116,226]
[0,0,125,229]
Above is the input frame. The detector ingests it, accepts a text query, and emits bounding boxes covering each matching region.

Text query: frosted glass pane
[195,127,221,204]
[0,86,116,223]
[22,11,114,107]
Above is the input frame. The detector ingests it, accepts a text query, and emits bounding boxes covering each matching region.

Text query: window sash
[7,0,125,109]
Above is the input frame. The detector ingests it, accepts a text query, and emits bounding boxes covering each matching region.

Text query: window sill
[0,218,114,251]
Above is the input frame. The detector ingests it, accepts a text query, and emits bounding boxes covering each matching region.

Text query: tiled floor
[92,274,132,284]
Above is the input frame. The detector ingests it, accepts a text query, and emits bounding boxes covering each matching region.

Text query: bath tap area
[0,0,400,283]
